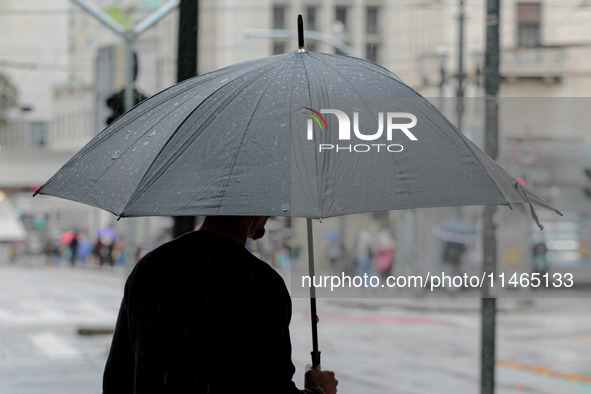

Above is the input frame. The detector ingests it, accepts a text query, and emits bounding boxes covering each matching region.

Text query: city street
[0,260,590,393]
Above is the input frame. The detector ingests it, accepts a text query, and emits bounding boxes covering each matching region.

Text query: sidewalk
[323,288,591,313]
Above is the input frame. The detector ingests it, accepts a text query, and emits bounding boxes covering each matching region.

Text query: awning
[0,197,26,242]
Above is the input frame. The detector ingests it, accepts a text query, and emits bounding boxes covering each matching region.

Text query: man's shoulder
[129,231,284,285]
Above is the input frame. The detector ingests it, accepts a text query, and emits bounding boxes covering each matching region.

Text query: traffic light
[105,88,147,126]
[584,168,591,199]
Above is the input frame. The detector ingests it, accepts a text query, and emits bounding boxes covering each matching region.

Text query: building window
[272,41,286,55]
[30,121,48,148]
[517,2,541,47]
[306,6,318,31]
[273,5,287,29]
[335,6,348,33]
[366,43,379,63]
[366,6,379,35]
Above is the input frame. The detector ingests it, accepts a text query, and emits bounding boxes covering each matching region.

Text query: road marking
[310,313,453,326]
[497,360,591,383]
[30,332,81,359]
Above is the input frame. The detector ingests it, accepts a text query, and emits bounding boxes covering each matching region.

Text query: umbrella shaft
[306,218,321,369]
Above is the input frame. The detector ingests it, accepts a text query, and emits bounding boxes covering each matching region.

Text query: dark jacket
[103,231,321,393]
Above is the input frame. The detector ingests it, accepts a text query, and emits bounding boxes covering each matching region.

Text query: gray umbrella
[34,50,556,220]
[34,17,560,369]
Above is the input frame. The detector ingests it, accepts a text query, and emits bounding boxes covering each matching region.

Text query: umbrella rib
[215,60,291,214]
[300,53,324,219]
[40,65,252,206]
[74,69,237,157]
[122,58,288,215]
[314,53,526,211]
[100,57,279,139]
[74,84,220,214]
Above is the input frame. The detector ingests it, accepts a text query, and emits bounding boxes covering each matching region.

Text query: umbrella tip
[298,14,306,52]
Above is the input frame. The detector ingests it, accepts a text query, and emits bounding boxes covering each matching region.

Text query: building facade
[1,0,590,270]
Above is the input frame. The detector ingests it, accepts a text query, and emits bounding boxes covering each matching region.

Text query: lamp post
[437,47,484,134]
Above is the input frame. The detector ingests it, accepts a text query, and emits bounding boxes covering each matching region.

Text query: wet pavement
[0,259,590,393]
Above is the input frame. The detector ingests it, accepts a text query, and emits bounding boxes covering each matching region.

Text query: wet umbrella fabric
[34,50,558,225]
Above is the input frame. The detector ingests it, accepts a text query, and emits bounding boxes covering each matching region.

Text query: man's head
[248,216,269,240]
[199,216,269,245]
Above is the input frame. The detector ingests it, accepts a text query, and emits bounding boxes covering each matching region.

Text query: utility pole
[456,0,466,134]
[481,0,500,393]
[172,0,198,238]
[72,0,180,114]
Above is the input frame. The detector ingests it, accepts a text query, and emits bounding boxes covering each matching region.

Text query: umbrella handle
[311,350,321,371]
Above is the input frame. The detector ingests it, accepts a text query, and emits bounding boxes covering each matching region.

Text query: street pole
[481,0,500,393]
[456,0,466,134]
[71,0,180,272]
[172,0,198,239]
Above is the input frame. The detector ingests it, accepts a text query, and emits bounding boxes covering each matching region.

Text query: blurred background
[0,0,591,393]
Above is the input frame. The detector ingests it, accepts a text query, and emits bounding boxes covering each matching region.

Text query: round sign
[512,139,540,167]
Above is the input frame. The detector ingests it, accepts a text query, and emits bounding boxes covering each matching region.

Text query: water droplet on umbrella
[144,141,150,146]
[111,151,120,160]
[148,131,156,137]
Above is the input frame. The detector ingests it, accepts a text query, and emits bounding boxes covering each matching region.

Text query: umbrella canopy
[59,230,77,244]
[432,219,479,244]
[33,20,561,371]
[34,50,558,226]
[98,227,117,239]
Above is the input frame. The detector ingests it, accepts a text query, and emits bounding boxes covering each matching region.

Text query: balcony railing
[501,47,567,79]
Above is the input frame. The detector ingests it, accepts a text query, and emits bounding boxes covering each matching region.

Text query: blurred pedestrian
[442,241,466,293]
[532,241,548,275]
[68,232,79,266]
[327,238,342,273]
[94,236,114,267]
[354,228,375,281]
[112,239,126,266]
[374,228,396,281]
[77,234,92,266]
[9,242,19,263]
[44,238,61,265]
[103,216,338,393]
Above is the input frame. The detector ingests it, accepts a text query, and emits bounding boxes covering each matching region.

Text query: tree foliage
[0,73,18,125]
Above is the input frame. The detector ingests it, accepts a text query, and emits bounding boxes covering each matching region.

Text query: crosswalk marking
[30,332,81,359]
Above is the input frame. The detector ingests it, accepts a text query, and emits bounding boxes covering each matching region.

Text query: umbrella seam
[75,90,213,213]
[121,57,288,215]
[300,53,324,219]
[454,131,522,206]
[102,56,281,136]
[215,60,292,215]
